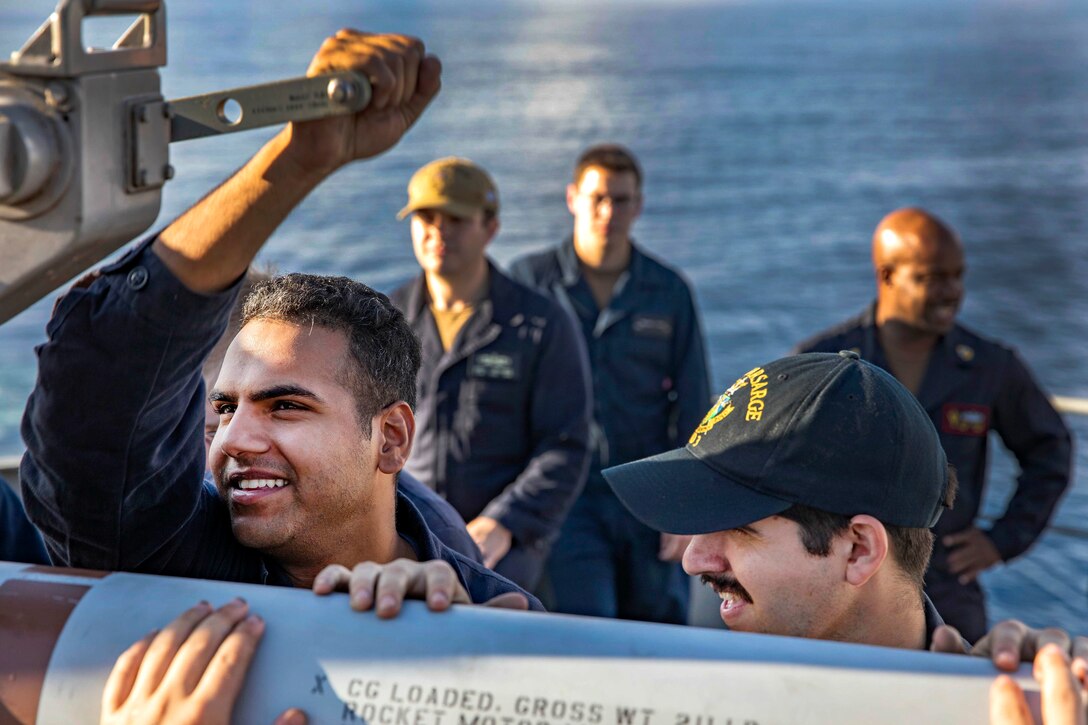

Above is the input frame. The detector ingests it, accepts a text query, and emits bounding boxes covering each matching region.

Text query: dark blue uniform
[1,476,49,564]
[397,472,483,564]
[391,264,592,590]
[20,239,538,608]
[510,239,711,623]
[796,306,1072,642]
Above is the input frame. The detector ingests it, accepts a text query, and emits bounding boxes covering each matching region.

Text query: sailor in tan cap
[390,158,592,590]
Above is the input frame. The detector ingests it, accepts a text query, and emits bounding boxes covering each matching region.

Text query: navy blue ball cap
[602,351,951,536]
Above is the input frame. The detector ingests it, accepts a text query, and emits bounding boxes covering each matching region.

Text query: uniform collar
[922,592,969,650]
[860,302,976,410]
[558,236,649,290]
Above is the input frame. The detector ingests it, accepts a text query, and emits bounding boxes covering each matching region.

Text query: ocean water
[0,0,1085,634]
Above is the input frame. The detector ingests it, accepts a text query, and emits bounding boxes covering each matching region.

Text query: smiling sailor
[794,208,1072,643]
[604,351,961,648]
[20,31,537,614]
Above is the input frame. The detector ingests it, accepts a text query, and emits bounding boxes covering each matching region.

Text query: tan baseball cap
[397,157,500,220]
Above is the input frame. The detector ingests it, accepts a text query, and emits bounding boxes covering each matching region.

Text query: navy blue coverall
[391,263,592,590]
[510,239,711,623]
[796,305,1072,642]
[20,239,537,606]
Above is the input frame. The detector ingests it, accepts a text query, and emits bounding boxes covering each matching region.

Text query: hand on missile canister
[989,644,1087,725]
[101,600,307,725]
[285,29,442,177]
[931,618,1088,674]
[312,558,529,618]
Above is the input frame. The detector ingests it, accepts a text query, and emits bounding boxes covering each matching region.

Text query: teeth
[238,479,289,490]
[718,591,740,605]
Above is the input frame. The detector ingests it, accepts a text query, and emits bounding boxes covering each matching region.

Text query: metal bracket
[126,94,170,192]
[168,71,372,142]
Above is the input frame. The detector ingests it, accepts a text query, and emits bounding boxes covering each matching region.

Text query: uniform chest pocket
[454,353,526,436]
[616,316,674,371]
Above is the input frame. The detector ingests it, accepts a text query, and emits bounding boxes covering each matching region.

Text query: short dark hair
[573,143,643,189]
[777,465,959,590]
[241,274,421,433]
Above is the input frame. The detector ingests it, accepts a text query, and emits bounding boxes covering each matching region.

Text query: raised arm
[21,31,442,573]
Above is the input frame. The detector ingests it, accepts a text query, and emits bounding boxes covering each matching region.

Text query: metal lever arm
[168,70,371,142]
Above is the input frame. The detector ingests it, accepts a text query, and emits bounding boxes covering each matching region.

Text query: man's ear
[877,264,895,287]
[566,183,580,216]
[376,402,415,474]
[843,514,889,587]
[484,217,500,246]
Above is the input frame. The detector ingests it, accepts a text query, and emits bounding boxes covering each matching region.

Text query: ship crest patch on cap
[689,366,771,447]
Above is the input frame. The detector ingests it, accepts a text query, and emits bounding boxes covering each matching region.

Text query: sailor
[605,352,959,647]
[20,31,537,613]
[793,208,1072,643]
[391,158,592,589]
[509,144,710,623]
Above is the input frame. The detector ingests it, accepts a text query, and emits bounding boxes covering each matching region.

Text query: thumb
[484,592,530,611]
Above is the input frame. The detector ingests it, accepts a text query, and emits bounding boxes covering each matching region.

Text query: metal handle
[167,71,372,142]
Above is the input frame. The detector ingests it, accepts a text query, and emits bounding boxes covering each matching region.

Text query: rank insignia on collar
[955,344,975,362]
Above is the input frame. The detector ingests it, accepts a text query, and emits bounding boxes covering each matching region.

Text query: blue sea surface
[0,0,1085,633]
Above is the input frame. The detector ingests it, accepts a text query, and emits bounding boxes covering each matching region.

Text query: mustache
[701,573,753,603]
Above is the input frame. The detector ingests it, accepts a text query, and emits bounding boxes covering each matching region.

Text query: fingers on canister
[986,620,1031,670]
[191,612,266,710]
[928,624,968,655]
[165,598,252,695]
[312,564,353,595]
[370,559,417,618]
[1034,645,1085,725]
[102,629,158,713]
[422,559,470,610]
[348,561,387,612]
[990,675,1033,725]
[129,601,215,696]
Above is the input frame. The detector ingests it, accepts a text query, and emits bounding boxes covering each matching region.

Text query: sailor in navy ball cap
[604,351,960,650]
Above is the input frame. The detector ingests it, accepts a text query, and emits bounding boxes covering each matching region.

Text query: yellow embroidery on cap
[689,375,748,446]
[745,367,769,421]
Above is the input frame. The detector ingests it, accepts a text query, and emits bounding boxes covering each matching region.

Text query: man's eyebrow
[208,385,324,405]
[248,384,324,404]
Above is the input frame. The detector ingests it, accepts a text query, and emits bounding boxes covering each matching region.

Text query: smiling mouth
[236,478,290,490]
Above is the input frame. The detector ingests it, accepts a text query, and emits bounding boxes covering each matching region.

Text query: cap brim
[602,447,793,535]
[396,199,489,221]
